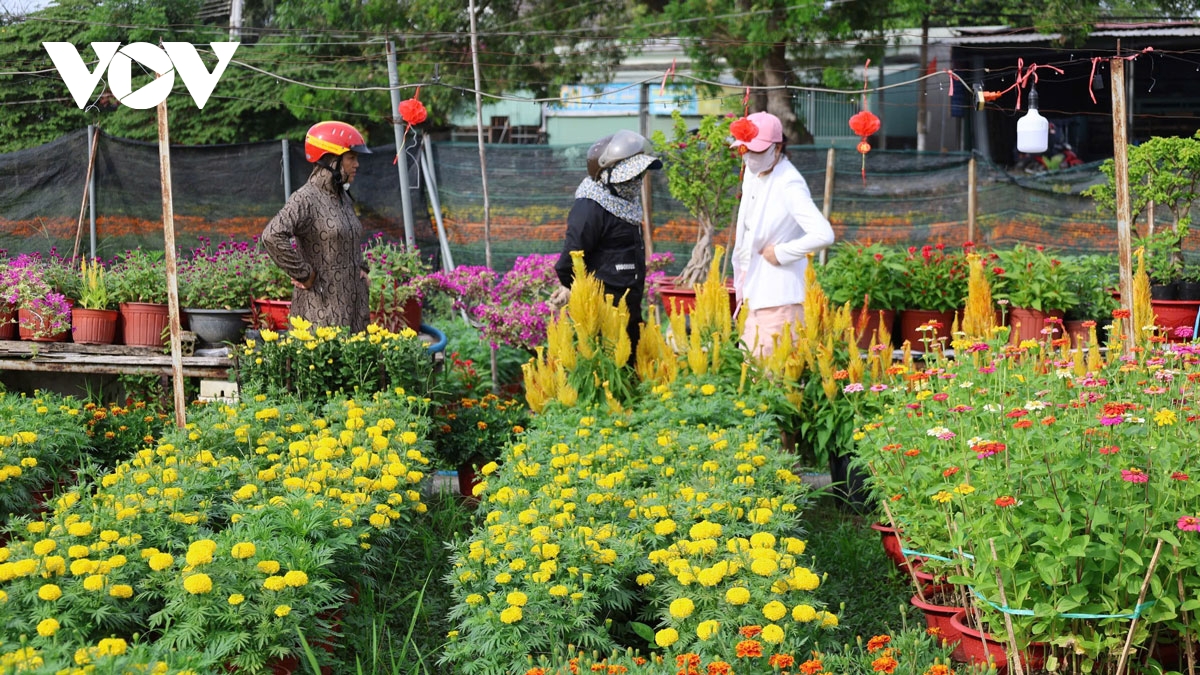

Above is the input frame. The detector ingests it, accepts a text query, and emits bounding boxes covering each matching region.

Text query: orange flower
[606,666,627,675]
[735,640,763,658]
[924,665,954,675]
[768,654,795,669]
[872,655,899,674]
[739,626,763,638]
[799,658,824,674]
[706,662,732,675]
[526,669,546,675]
[676,655,701,668]
[866,635,891,652]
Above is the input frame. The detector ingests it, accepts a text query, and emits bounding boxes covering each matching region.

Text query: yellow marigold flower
[184,573,213,594]
[68,545,90,559]
[37,618,60,636]
[725,586,750,605]
[495,572,512,584]
[43,556,65,575]
[465,594,484,605]
[38,584,62,601]
[697,619,720,641]
[793,604,818,622]
[230,542,256,559]
[747,508,772,524]
[749,532,776,549]
[654,519,677,536]
[96,637,127,656]
[669,597,695,618]
[33,539,57,555]
[0,590,6,603]
[500,606,523,624]
[109,585,133,599]
[750,558,778,576]
[263,576,287,591]
[700,384,717,396]
[83,575,105,591]
[635,573,655,586]
[506,591,528,607]
[762,600,788,622]
[149,553,174,571]
[273,604,291,617]
[68,522,93,537]
[283,570,309,587]
[819,611,839,627]
[257,560,281,574]
[27,522,46,534]
[654,627,679,648]
[549,585,568,597]
[761,623,785,644]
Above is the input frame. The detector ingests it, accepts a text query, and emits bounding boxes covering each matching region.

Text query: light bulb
[1016,88,1049,154]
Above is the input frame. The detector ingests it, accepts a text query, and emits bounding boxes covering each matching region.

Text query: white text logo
[43,42,239,110]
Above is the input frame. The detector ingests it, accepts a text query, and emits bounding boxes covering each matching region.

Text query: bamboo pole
[989,539,1025,675]
[72,126,100,262]
[467,0,492,272]
[1115,539,1165,675]
[155,76,187,428]
[820,147,835,265]
[1111,57,1135,350]
[967,156,977,244]
[1175,545,1197,675]
[869,462,926,603]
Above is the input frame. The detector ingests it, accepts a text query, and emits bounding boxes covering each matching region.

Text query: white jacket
[732,156,835,311]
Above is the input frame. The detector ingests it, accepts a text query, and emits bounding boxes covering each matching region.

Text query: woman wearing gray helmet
[555,130,662,352]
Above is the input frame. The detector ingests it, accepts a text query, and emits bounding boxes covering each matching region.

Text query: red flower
[398,97,427,126]
[730,117,758,143]
[1172,472,1189,481]
[995,496,1017,507]
[1012,419,1033,429]
[1099,445,1119,455]
[942,466,959,478]
[1113,309,1131,319]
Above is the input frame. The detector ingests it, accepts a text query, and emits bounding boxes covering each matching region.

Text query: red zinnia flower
[1172,472,1189,481]
[904,449,920,457]
[943,466,960,478]
[1013,420,1033,429]
[1113,309,1131,319]
[1099,445,1120,455]
[995,496,1017,507]
[1006,409,1028,418]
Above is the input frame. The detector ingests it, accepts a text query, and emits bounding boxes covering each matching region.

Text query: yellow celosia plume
[962,254,997,339]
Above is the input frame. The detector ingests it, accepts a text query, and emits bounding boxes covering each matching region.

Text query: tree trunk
[763,43,813,145]
[676,218,717,288]
[916,15,929,152]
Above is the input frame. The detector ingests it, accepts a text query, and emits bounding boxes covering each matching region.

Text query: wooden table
[0,340,232,379]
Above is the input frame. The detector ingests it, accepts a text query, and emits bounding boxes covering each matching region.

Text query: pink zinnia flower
[842,383,864,394]
[1098,446,1119,455]
[1178,515,1200,532]
[1121,468,1149,483]
[870,384,889,392]
[1100,416,1124,426]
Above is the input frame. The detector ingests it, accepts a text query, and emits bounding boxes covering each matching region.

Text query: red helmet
[304,121,371,163]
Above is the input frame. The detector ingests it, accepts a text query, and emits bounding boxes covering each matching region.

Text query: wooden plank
[0,339,195,357]
[0,359,228,378]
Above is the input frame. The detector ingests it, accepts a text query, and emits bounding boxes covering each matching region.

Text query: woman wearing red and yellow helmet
[261,121,372,332]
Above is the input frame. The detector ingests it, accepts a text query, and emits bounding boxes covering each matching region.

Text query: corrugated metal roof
[939,22,1200,44]
[939,33,1060,44]
[1093,26,1200,37]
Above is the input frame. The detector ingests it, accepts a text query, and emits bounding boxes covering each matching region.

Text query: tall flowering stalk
[961,253,997,340]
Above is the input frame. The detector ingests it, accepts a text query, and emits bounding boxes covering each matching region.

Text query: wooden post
[641,173,654,259]
[155,78,187,428]
[820,147,835,265]
[967,156,977,244]
[989,539,1025,675]
[1111,57,1135,349]
[1115,539,1165,675]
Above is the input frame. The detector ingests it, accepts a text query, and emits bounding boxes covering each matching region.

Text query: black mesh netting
[0,130,1155,273]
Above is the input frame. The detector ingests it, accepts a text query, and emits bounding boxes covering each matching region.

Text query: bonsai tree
[1086,132,1200,279]
[650,110,742,287]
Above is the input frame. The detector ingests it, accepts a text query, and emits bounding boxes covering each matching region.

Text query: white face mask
[743,147,779,175]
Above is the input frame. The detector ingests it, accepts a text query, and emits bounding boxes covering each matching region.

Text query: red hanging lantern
[399,97,427,127]
[848,109,881,182]
[730,116,758,145]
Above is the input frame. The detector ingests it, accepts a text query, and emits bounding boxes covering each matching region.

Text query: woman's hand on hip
[294,271,316,290]
[760,244,780,266]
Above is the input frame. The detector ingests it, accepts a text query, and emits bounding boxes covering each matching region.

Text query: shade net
[0,130,1151,274]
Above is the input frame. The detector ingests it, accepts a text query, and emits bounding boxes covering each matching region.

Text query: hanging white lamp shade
[1016,88,1049,154]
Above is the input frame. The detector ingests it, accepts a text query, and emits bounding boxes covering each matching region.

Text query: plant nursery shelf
[0,340,229,378]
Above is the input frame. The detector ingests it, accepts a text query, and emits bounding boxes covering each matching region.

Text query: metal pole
[420,135,455,271]
[386,40,417,250]
[967,156,977,243]
[877,54,887,150]
[73,126,99,262]
[1111,57,1135,349]
[155,76,187,428]
[88,126,97,259]
[281,138,291,200]
[468,0,493,270]
[820,147,835,265]
[638,82,655,258]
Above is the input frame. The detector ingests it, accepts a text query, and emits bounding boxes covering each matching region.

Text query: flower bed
[0,391,434,672]
[0,393,89,527]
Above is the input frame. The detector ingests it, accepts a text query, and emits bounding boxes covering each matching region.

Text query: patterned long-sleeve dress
[261,165,370,332]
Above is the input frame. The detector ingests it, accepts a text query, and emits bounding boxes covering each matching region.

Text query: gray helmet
[586,134,615,181]
[595,129,662,184]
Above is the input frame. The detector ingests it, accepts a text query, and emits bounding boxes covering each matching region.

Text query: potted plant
[894,243,969,348]
[249,243,294,330]
[179,239,256,346]
[1062,253,1119,347]
[818,241,905,348]
[72,258,119,345]
[649,110,742,310]
[362,235,432,331]
[1180,262,1200,301]
[108,248,169,347]
[995,244,1079,343]
[8,253,71,342]
[1136,228,1184,299]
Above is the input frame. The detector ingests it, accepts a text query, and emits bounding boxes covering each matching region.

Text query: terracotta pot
[253,298,292,331]
[71,307,119,345]
[870,522,907,568]
[1151,299,1200,342]
[911,585,967,652]
[1063,319,1094,349]
[119,302,170,348]
[1007,307,1064,344]
[895,308,957,349]
[949,609,1047,674]
[0,302,15,340]
[850,308,896,349]
[18,307,70,342]
[658,277,737,317]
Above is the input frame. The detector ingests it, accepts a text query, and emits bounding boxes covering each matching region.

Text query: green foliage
[1087,132,1200,244]
[108,248,168,305]
[819,241,907,312]
[994,244,1079,313]
[1062,254,1118,321]
[78,259,112,311]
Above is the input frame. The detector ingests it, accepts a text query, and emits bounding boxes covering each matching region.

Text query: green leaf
[629,621,655,645]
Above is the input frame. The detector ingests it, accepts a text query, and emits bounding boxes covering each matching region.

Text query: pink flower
[1121,468,1149,483]
[843,383,864,393]
[932,393,949,401]
[1177,515,1200,532]
[870,384,888,392]
[1098,446,1119,455]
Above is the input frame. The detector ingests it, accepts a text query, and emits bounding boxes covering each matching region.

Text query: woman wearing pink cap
[730,111,835,357]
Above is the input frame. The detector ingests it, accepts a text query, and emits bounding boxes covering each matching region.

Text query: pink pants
[741,304,805,358]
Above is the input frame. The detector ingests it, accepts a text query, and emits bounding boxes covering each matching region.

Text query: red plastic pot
[949,609,1047,674]
[911,585,966,651]
[870,522,907,568]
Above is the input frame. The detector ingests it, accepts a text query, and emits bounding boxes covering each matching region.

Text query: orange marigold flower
[735,640,763,658]
[768,654,795,669]
[799,658,824,674]
[872,655,899,674]
[526,669,546,675]
[607,666,627,675]
[866,635,891,652]
[924,665,954,675]
[676,655,701,668]
[590,663,606,672]
[633,657,647,666]
[707,662,732,675]
[739,626,763,638]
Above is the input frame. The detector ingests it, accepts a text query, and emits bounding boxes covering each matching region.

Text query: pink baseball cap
[730,111,783,153]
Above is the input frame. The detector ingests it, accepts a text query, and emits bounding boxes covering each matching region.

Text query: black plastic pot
[1151,282,1179,301]
[829,452,871,513]
[1178,281,1200,301]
